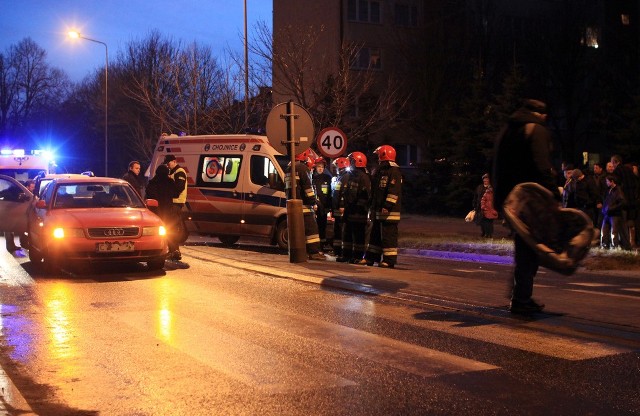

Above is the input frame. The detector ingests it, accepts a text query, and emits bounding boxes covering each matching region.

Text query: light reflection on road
[156,278,175,344]
[43,283,76,362]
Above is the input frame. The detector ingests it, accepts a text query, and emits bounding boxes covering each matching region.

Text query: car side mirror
[146,199,159,207]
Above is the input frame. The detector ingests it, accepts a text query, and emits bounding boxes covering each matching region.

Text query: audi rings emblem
[104,228,125,237]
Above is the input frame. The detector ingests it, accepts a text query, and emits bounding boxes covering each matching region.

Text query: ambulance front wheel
[218,235,240,246]
[274,220,288,250]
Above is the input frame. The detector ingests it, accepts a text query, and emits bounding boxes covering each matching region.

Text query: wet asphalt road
[0,240,639,415]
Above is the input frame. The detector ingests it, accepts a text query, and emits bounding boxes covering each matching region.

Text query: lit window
[347,0,381,23]
[621,14,630,25]
[582,27,599,48]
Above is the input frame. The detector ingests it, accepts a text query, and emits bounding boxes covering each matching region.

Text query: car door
[241,154,287,238]
[0,175,33,233]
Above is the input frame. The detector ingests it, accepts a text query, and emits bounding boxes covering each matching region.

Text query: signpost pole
[284,100,307,263]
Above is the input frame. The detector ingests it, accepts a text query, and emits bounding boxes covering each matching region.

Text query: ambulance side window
[250,155,276,186]
[197,155,242,188]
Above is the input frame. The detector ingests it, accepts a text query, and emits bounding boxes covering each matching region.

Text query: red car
[0,175,168,271]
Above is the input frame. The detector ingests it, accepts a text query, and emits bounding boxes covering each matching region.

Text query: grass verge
[399,232,640,271]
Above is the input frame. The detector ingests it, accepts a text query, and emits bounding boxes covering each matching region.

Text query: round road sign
[266,102,314,155]
[316,127,348,158]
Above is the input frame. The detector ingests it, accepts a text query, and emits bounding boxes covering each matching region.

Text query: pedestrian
[364,145,402,268]
[493,98,560,315]
[145,164,178,256]
[331,157,350,260]
[285,150,325,261]
[343,151,372,264]
[601,174,630,250]
[164,154,189,261]
[591,162,607,236]
[122,160,145,197]
[472,173,497,238]
[312,157,332,251]
[610,155,638,247]
[568,169,598,225]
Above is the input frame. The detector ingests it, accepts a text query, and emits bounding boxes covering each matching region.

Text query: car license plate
[97,241,135,252]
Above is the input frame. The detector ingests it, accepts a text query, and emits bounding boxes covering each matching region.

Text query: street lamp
[69,31,109,176]
[243,0,249,132]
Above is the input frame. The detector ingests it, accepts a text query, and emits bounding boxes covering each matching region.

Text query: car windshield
[52,182,146,209]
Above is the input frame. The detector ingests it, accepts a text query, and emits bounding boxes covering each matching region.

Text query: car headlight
[52,228,84,239]
[143,226,166,236]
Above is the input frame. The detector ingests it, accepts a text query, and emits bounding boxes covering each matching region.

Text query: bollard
[287,199,307,263]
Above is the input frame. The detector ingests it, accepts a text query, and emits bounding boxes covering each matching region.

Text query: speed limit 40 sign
[316,127,347,158]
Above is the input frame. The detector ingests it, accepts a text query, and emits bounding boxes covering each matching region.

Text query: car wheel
[274,220,288,249]
[147,258,165,271]
[218,235,240,246]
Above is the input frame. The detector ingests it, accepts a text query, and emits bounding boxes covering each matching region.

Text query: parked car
[0,175,168,272]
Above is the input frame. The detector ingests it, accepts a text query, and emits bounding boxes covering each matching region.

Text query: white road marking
[567,282,614,287]
[564,289,640,301]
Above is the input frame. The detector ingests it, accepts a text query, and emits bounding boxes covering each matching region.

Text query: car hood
[46,208,163,228]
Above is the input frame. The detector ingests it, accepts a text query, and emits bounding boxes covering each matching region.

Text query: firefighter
[342,151,372,264]
[364,145,402,268]
[312,157,332,251]
[331,157,350,260]
[285,149,325,260]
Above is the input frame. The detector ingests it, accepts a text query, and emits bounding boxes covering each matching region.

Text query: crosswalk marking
[117,290,497,392]
[567,282,613,287]
[336,300,632,361]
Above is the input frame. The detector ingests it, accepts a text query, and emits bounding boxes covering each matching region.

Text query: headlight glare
[143,226,165,236]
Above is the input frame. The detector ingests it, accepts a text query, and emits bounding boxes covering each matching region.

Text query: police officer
[312,157,332,251]
[164,154,188,261]
[285,149,325,260]
[365,145,402,268]
[343,152,371,264]
[331,157,350,260]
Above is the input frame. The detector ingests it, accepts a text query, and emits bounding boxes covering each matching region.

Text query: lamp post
[243,0,249,132]
[69,31,109,176]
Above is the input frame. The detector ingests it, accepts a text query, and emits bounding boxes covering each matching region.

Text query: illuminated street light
[69,31,109,176]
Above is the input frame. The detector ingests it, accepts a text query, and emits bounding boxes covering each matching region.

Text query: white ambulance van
[148,134,291,248]
[0,148,55,181]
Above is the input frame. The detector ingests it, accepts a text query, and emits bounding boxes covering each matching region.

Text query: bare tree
[252,20,407,146]
[0,37,70,137]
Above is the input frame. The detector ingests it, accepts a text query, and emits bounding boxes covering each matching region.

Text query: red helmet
[332,157,350,170]
[374,145,396,162]
[305,156,315,169]
[348,151,367,168]
[295,148,312,162]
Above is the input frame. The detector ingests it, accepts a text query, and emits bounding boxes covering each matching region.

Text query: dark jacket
[122,170,145,196]
[145,166,176,220]
[342,167,371,223]
[370,161,402,222]
[285,162,316,207]
[493,107,560,209]
[312,171,332,211]
[602,185,626,217]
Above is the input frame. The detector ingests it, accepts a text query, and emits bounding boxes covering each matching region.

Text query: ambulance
[0,148,55,181]
[148,134,292,248]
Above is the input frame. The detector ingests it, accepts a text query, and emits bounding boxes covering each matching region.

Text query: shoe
[509,299,545,315]
[378,261,394,269]
[169,250,182,261]
[352,258,373,266]
[309,253,326,261]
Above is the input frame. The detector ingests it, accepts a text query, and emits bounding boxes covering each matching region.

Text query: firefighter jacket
[312,171,332,211]
[331,171,348,218]
[169,165,188,204]
[342,167,371,223]
[371,161,402,222]
[285,162,316,207]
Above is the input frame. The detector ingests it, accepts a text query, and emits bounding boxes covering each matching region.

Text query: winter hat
[163,154,177,164]
[155,164,170,176]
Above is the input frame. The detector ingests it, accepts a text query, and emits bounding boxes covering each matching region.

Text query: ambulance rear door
[240,152,287,238]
